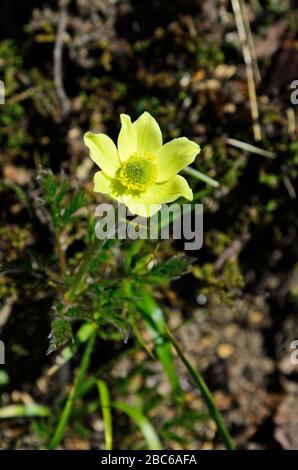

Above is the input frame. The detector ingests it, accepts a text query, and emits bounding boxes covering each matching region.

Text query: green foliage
[49,319,73,351]
[142,254,190,284]
[0,40,22,97]
[17,170,195,353]
[37,169,87,229]
[138,293,182,399]
[194,39,224,69]
[97,380,113,450]
[166,329,235,450]
[113,400,163,450]
[0,40,29,152]
[11,169,221,449]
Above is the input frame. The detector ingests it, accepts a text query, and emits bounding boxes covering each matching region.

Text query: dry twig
[53,0,70,118]
[231,0,262,141]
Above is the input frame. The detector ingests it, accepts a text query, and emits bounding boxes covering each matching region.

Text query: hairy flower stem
[55,231,66,276]
[66,238,104,301]
[66,207,120,301]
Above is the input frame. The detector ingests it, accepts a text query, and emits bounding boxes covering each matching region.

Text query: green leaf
[0,404,50,419]
[137,293,182,400]
[48,319,73,353]
[166,328,235,450]
[145,254,190,284]
[61,188,86,223]
[113,401,163,450]
[65,305,93,321]
[48,327,96,449]
[37,168,57,203]
[97,380,113,450]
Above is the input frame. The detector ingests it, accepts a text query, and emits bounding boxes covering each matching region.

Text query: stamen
[119,152,157,191]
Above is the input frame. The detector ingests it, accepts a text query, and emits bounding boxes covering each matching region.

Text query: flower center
[119,152,157,191]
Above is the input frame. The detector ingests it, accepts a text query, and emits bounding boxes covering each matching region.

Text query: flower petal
[117,114,137,161]
[94,171,113,195]
[94,171,126,203]
[123,196,161,217]
[123,175,192,217]
[155,137,200,182]
[84,132,120,177]
[133,111,162,153]
[146,175,193,203]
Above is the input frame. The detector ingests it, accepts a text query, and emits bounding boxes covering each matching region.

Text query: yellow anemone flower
[84,112,200,217]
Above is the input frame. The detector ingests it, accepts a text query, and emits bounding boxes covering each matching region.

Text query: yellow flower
[84,112,200,217]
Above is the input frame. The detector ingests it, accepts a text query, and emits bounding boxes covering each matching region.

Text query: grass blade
[48,326,96,449]
[0,404,50,419]
[97,380,113,450]
[113,401,163,450]
[138,293,182,400]
[165,328,235,450]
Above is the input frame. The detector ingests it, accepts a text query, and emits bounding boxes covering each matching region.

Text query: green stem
[55,231,66,277]
[166,328,235,450]
[67,238,103,301]
[183,166,219,187]
[67,206,120,301]
[48,328,96,449]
